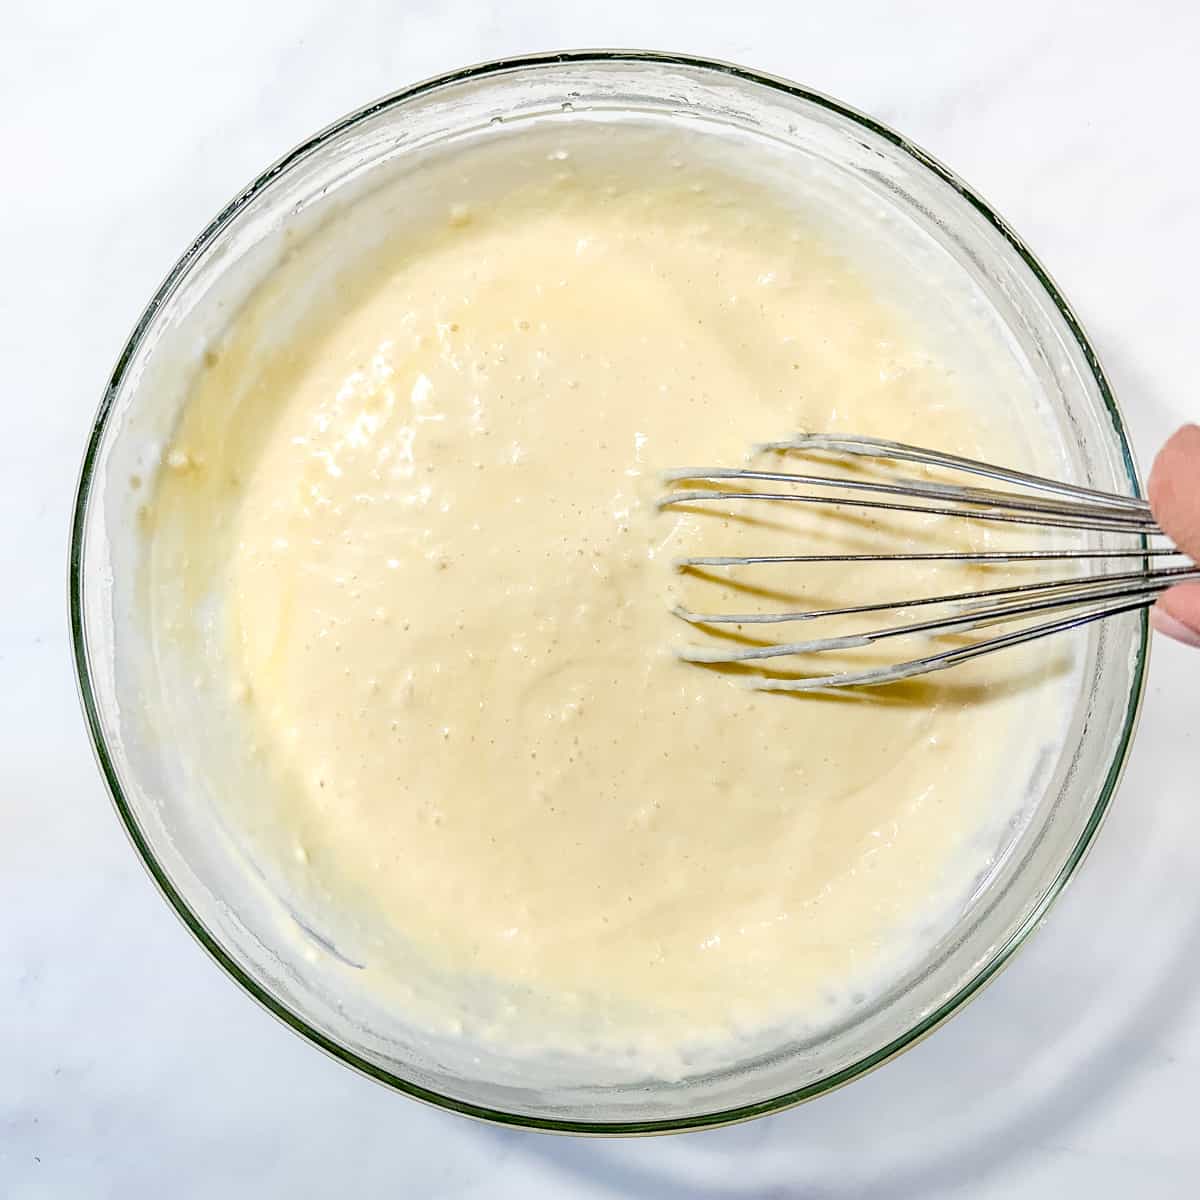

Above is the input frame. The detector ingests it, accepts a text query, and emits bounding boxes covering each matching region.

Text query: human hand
[1148,424,1200,647]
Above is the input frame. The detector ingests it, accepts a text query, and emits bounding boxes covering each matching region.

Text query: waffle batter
[145,125,1068,1050]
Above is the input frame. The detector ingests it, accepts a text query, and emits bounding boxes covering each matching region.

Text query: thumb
[1147,424,1200,647]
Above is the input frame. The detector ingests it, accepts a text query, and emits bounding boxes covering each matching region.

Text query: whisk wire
[756,434,1152,510]
[675,564,1199,627]
[754,596,1162,692]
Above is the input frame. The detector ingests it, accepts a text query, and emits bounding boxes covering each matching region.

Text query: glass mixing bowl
[70,51,1148,1133]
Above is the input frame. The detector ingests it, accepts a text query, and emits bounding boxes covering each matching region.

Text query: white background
[3,2,1199,1196]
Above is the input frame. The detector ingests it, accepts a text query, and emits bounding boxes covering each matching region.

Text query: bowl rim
[68,47,1150,1135]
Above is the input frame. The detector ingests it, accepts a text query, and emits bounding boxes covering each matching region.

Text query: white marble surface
[3,2,1199,1195]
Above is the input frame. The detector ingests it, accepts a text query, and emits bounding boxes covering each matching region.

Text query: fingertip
[1148,425,1200,562]
[1153,584,1200,649]
[1148,423,1200,509]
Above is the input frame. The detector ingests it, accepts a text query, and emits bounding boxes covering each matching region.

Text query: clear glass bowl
[70,51,1148,1134]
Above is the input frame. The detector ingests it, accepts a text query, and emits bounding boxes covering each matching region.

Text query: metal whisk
[660,434,1197,691]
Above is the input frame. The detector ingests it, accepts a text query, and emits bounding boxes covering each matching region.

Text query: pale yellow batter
[145,125,1069,1051]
